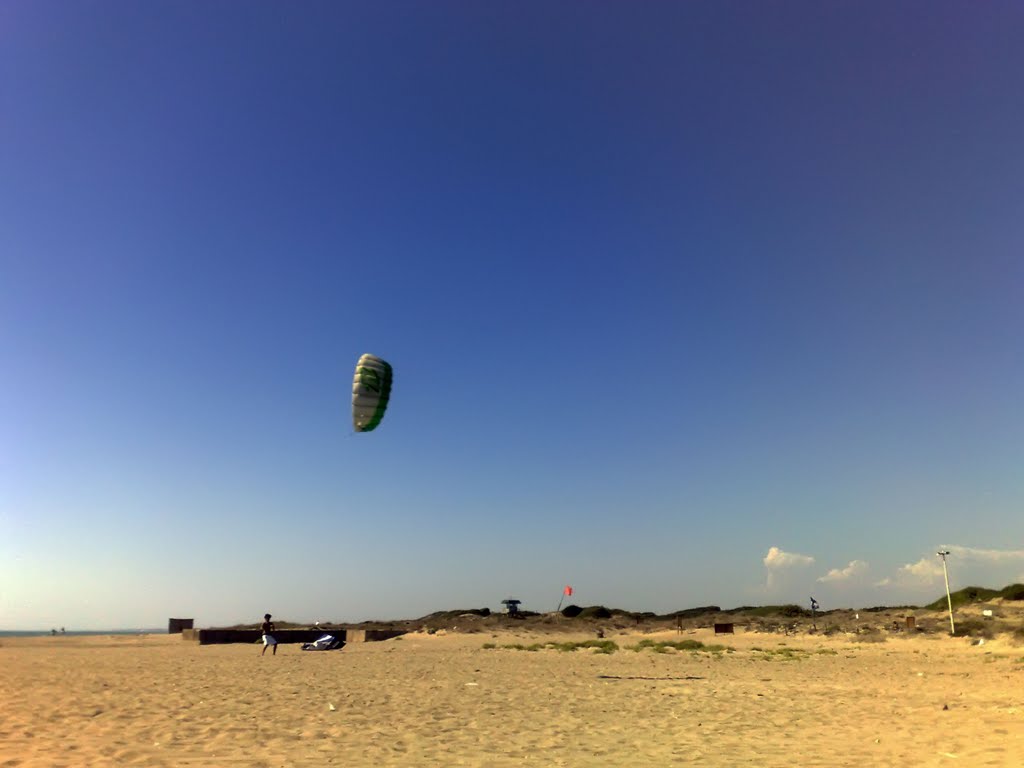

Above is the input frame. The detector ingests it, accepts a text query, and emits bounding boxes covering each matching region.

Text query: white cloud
[764,546,815,569]
[817,560,868,584]
[945,545,1024,563]
[873,545,1024,592]
[896,557,944,585]
[763,546,815,589]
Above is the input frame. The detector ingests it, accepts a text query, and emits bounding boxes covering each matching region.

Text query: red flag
[564,585,573,596]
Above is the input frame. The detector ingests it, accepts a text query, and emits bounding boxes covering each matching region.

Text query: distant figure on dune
[261,614,277,656]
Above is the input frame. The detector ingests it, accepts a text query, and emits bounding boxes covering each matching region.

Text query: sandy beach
[1,627,1021,767]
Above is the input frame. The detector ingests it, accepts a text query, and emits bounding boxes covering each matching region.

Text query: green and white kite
[351,353,393,432]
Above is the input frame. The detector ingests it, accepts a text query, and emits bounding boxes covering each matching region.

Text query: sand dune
[1,628,1022,766]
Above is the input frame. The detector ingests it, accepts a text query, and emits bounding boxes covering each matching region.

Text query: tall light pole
[937,550,954,635]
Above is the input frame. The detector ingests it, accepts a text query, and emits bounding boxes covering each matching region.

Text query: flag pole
[557,585,573,613]
[937,550,954,635]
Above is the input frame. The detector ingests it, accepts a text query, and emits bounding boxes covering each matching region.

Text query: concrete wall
[182,627,408,645]
[183,629,337,645]
[168,618,194,634]
[344,629,407,643]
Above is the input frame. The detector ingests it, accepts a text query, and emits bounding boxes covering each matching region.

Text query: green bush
[854,629,887,644]
[1000,584,1024,601]
[625,639,729,654]
[486,639,619,654]
[925,586,1000,611]
[731,604,810,618]
[751,647,806,660]
[549,639,618,654]
[954,619,994,640]
[577,606,613,620]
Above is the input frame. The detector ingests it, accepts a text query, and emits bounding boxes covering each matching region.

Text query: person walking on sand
[261,613,277,656]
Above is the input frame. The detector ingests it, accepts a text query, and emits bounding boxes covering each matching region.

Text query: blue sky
[2,2,1022,629]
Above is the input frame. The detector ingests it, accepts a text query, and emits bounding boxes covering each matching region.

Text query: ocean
[0,630,166,637]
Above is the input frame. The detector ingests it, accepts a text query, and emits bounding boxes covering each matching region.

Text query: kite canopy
[352,354,393,432]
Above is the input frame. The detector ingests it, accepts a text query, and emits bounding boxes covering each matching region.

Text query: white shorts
[262,634,277,646]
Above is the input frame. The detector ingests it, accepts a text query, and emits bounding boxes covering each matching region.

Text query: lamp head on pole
[937,550,950,558]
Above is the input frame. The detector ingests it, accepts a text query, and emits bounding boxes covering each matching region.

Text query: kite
[352,353,393,432]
